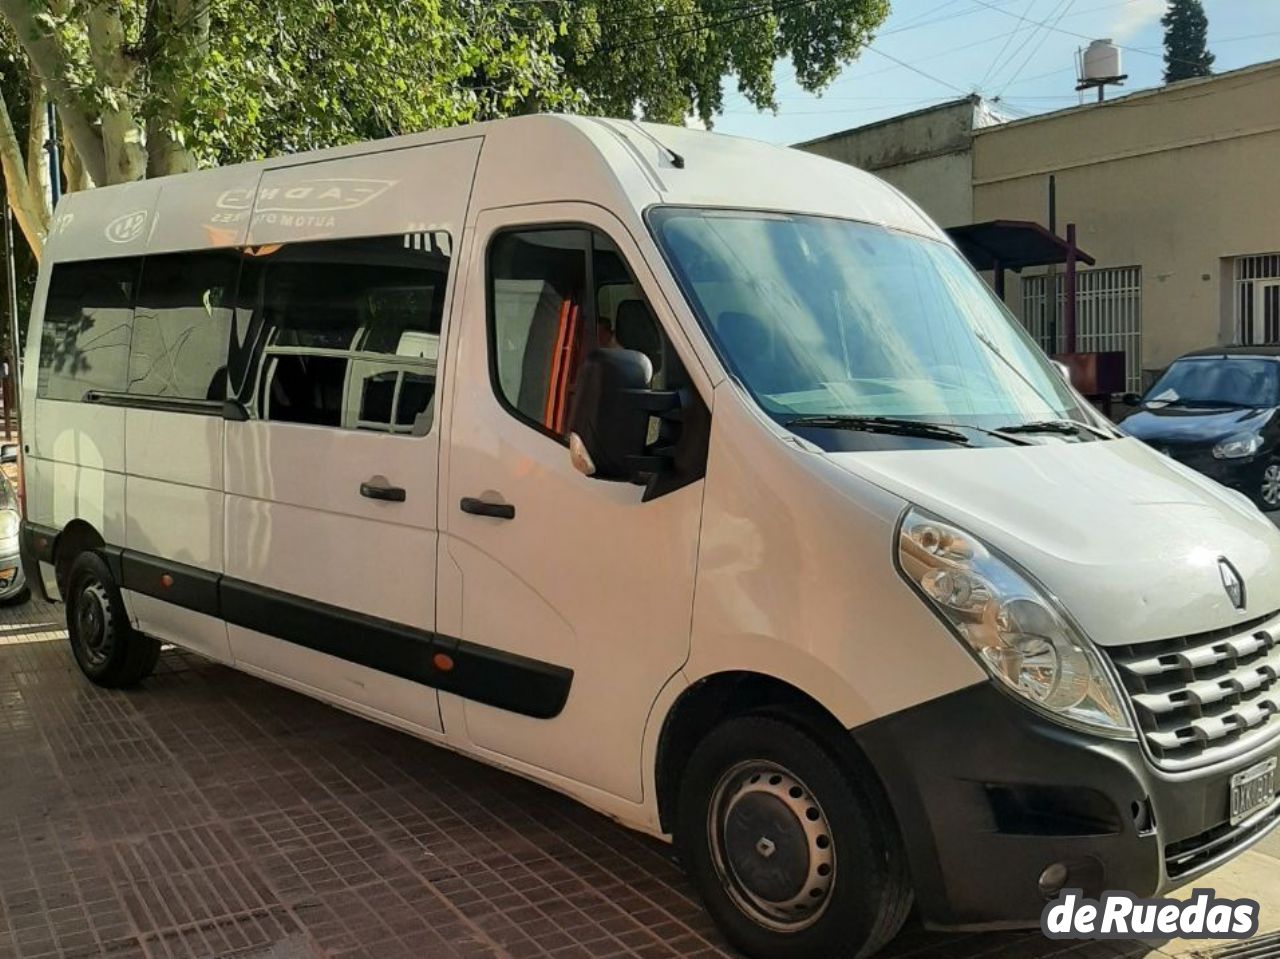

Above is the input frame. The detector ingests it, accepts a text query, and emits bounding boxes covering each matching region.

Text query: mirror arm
[621,388,681,414]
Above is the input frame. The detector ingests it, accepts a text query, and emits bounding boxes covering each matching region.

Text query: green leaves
[2,0,890,183]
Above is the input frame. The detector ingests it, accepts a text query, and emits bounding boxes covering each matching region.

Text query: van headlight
[1212,432,1263,459]
[897,508,1133,736]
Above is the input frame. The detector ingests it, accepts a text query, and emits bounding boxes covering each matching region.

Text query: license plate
[1230,757,1277,826]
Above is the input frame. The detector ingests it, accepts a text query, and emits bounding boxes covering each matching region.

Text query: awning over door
[945,220,1095,274]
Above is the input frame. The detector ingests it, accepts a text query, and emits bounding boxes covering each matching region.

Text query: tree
[1161,0,1214,84]
[0,0,891,262]
[535,0,891,126]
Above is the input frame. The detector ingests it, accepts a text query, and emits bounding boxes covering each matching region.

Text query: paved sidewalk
[0,595,1275,959]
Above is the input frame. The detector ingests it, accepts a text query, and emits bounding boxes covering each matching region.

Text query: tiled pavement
[0,595,1276,959]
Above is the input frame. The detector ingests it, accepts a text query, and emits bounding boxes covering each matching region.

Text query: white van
[19,115,1280,959]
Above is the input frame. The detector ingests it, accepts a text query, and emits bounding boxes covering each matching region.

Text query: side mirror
[568,348,655,481]
[1121,392,1142,407]
[0,444,16,465]
[1052,360,1072,384]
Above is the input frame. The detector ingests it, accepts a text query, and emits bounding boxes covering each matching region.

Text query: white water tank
[1081,39,1123,82]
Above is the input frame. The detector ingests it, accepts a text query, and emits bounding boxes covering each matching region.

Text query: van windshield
[649,207,1089,434]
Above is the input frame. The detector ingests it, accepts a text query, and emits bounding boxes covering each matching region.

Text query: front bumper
[852,682,1280,930]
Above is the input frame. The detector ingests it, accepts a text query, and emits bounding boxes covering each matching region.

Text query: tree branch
[0,0,107,187]
[25,77,51,221]
[0,81,44,259]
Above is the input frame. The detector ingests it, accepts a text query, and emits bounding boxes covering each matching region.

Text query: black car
[1120,346,1280,509]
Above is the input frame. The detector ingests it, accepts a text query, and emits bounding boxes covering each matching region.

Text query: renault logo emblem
[1218,558,1245,611]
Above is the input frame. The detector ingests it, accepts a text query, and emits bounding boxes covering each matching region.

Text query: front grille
[1105,612,1280,771]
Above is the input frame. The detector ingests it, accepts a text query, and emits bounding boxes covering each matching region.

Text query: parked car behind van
[1120,346,1280,509]
[18,116,1280,959]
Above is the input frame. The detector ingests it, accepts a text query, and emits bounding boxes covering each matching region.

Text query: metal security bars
[1234,253,1280,345]
[1020,266,1142,392]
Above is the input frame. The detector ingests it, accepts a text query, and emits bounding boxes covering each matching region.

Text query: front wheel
[1259,460,1280,511]
[676,715,912,959]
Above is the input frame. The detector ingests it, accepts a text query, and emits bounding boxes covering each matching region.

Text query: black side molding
[19,521,59,602]
[27,525,573,720]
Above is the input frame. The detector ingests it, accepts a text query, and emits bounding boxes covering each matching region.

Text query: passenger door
[223,141,478,734]
[440,205,705,802]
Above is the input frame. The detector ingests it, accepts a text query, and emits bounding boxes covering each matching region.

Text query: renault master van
[19,115,1280,959]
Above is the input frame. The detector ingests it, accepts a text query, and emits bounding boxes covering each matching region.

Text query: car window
[1146,358,1280,408]
[230,232,451,434]
[488,227,679,442]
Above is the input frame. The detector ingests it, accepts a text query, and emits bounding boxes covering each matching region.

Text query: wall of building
[972,61,1280,377]
[796,97,989,228]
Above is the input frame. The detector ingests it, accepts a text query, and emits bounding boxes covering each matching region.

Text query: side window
[37,257,141,401]
[488,227,683,442]
[129,250,240,401]
[230,232,450,433]
[489,229,589,437]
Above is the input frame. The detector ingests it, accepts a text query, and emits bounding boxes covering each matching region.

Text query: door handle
[460,496,515,520]
[360,480,406,502]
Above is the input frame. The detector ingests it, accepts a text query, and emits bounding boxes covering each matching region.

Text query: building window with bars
[1019,265,1142,393]
[1234,253,1280,345]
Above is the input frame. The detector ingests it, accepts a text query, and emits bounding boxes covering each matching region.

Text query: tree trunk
[25,82,52,218]
[85,3,147,184]
[0,0,107,187]
[146,118,195,178]
[0,86,46,259]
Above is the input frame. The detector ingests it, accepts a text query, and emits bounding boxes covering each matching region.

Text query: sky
[711,0,1280,145]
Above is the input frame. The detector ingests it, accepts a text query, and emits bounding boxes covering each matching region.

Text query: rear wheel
[676,715,912,959]
[65,551,159,687]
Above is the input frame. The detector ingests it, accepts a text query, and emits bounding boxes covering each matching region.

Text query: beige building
[799,59,1280,391]
[796,96,1005,228]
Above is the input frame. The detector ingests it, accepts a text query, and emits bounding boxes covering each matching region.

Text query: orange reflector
[432,652,455,672]
[160,573,174,589]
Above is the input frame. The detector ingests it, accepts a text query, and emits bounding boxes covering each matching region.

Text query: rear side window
[229,232,450,433]
[129,250,240,401]
[38,257,141,401]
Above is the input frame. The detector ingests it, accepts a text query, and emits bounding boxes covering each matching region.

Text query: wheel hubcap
[708,761,836,932]
[1262,465,1280,507]
[77,582,110,665]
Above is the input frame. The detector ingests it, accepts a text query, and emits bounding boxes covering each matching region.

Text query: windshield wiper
[992,418,1111,439]
[784,415,972,445]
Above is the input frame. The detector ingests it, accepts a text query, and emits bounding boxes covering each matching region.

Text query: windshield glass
[649,208,1087,429]
[1145,357,1279,409]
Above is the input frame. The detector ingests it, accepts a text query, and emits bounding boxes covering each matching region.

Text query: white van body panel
[827,437,1280,646]
[220,138,481,732]
[439,202,704,802]
[685,382,987,729]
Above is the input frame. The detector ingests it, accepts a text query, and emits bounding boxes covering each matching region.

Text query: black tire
[676,715,912,959]
[1,586,30,606]
[65,551,159,687]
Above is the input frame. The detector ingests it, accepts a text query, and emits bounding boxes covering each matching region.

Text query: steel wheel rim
[1262,465,1280,507]
[706,760,836,932]
[76,582,111,666]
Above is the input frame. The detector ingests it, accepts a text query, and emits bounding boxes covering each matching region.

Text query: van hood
[824,437,1280,646]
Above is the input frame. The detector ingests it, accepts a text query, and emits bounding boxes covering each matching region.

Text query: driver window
[488,227,683,443]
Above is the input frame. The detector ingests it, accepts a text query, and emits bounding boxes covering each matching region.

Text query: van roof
[45,114,943,262]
